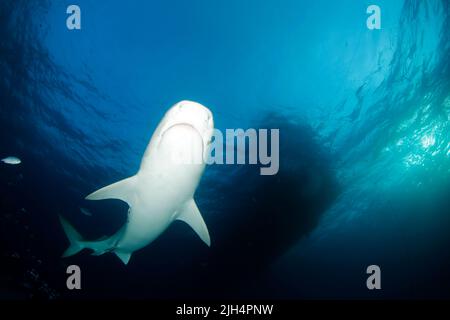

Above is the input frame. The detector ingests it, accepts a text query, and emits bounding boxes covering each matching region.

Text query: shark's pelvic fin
[177,199,211,246]
[59,215,85,257]
[115,250,132,265]
[85,176,137,205]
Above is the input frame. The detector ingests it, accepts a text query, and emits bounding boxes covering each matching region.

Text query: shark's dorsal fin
[177,199,211,246]
[85,176,137,205]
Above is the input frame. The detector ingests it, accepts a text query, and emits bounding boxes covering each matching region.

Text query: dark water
[0,0,449,299]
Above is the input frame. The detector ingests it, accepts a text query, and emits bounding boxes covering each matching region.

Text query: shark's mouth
[161,122,200,137]
[160,122,208,160]
[161,122,210,147]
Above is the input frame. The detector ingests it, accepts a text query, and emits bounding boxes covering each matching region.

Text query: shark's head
[141,101,214,170]
[160,100,214,150]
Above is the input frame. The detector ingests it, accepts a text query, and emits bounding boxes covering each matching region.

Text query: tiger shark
[60,100,214,265]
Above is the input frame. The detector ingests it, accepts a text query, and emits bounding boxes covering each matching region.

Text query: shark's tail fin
[59,215,85,257]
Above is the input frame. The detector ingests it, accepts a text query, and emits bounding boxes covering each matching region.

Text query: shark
[60,100,214,265]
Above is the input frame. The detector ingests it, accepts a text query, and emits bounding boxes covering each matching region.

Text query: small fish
[80,207,93,217]
[1,156,21,165]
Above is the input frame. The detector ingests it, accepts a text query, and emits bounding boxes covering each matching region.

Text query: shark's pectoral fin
[114,250,132,265]
[85,176,137,205]
[177,199,211,246]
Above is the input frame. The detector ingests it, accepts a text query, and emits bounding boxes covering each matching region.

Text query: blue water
[0,0,449,299]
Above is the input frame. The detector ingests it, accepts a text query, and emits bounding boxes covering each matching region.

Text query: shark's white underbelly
[116,197,182,252]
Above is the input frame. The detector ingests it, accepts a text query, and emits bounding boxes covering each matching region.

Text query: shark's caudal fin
[59,215,85,257]
[85,176,137,205]
[177,199,211,246]
[60,216,118,259]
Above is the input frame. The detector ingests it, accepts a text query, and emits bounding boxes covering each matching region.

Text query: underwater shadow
[160,112,341,298]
